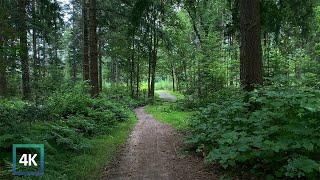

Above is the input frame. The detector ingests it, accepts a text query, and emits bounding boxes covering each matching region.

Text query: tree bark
[98,41,103,91]
[19,0,31,99]
[239,0,263,91]
[148,48,151,97]
[82,0,90,82]
[147,24,152,98]
[150,34,158,98]
[0,13,7,96]
[149,6,159,99]
[72,48,77,81]
[136,46,140,98]
[0,41,7,97]
[89,0,99,97]
[32,0,41,104]
[171,65,175,92]
[130,38,135,98]
[150,49,157,98]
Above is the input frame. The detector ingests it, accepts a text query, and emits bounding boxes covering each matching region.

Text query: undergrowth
[0,83,142,179]
[187,78,320,178]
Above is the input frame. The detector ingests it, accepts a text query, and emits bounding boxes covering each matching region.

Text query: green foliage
[66,116,96,136]
[146,102,193,131]
[187,80,320,178]
[46,83,92,117]
[155,80,173,91]
[47,123,91,151]
[0,85,141,178]
[177,87,242,110]
[0,84,138,151]
[102,86,147,108]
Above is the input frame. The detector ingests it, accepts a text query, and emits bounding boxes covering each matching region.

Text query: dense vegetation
[187,80,320,178]
[0,0,320,178]
[0,85,142,178]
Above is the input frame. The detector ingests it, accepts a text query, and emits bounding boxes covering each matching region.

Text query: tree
[0,42,6,96]
[0,5,7,96]
[239,0,262,91]
[89,0,99,97]
[82,0,90,82]
[18,0,31,99]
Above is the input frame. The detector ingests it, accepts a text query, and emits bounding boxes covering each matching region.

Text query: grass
[155,80,172,91]
[2,111,137,180]
[58,111,137,180]
[145,102,193,131]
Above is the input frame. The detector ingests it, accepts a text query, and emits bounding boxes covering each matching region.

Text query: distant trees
[123,0,164,100]
[147,3,161,99]
[0,0,62,99]
[0,0,319,101]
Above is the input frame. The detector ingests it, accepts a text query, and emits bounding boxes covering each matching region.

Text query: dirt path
[102,106,217,180]
[158,91,177,102]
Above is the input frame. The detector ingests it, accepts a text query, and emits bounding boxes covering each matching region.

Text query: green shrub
[0,84,140,162]
[47,123,90,152]
[188,84,320,178]
[177,87,242,111]
[91,98,128,121]
[102,86,147,108]
[0,100,36,149]
[46,91,92,118]
[66,116,97,137]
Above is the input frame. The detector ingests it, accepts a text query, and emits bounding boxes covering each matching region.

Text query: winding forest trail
[158,91,177,102]
[102,92,216,180]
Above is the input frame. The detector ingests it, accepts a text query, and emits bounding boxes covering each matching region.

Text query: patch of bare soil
[101,107,217,180]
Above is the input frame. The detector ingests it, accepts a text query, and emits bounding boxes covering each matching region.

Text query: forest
[0,0,320,179]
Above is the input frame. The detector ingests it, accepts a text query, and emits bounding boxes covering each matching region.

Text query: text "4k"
[19,154,38,166]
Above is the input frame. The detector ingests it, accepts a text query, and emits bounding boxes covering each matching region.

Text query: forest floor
[102,92,217,180]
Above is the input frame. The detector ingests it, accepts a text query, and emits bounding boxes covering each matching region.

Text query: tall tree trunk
[130,38,135,98]
[82,0,90,81]
[147,12,152,98]
[19,0,31,99]
[98,41,103,91]
[89,0,99,97]
[32,32,39,79]
[147,37,152,97]
[171,65,175,92]
[0,16,7,96]
[110,58,116,85]
[115,59,119,84]
[32,0,40,104]
[0,41,7,97]
[150,34,158,98]
[72,47,77,82]
[136,46,140,98]
[32,0,38,77]
[42,39,46,78]
[0,58,6,97]
[149,7,159,99]
[239,0,262,91]
[150,49,157,98]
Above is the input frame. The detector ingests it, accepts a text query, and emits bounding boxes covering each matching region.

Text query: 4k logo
[12,144,44,176]
[19,154,38,166]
